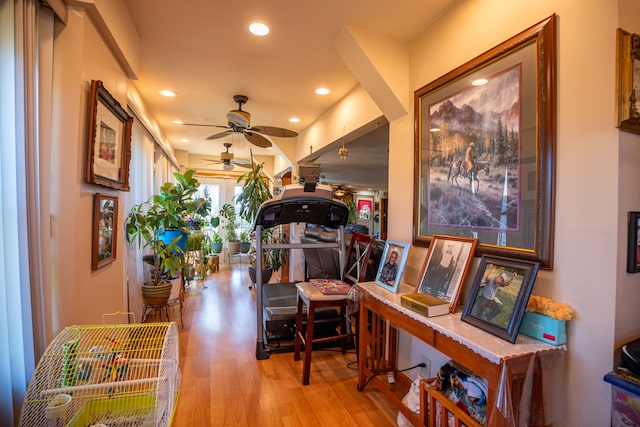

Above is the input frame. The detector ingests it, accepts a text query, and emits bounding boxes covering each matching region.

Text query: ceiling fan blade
[202,158,222,164]
[181,123,228,128]
[252,125,298,138]
[243,131,272,148]
[205,130,233,140]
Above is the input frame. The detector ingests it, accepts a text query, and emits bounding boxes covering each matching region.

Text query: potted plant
[210,229,223,253]
[125,169,210,304]
[239,230,252,253]
[220,203,240,253]
[236,160,287,282]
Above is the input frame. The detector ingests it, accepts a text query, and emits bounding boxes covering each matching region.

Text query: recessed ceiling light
[171,120,184,125]
[289,117,300,123]
[472,78,488,86]
[180,139,189,143]
[249,22,270,36]
[160,90,177,97]
[315,87,330,95]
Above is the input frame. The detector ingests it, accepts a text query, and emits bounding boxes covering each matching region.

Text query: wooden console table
[355,282,565,427]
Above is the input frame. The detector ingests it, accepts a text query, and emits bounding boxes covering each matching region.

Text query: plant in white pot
[220,203,241,254]
[125,169,210,304]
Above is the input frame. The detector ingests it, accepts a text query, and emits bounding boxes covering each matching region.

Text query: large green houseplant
[236,160,285,281]
[125,169,210,303]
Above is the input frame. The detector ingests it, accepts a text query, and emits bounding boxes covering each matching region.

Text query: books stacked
[400,292,449,317]
[310,278,352,295]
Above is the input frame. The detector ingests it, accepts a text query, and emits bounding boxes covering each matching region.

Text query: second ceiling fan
[203,143,252,171]
[182,94,298,148]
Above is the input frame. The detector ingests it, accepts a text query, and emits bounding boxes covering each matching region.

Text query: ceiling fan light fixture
[223,163,234,171]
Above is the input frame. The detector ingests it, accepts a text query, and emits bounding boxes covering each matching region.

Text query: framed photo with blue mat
[374,240,410,293]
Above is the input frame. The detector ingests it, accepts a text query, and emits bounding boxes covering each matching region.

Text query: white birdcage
[19,320,180,426]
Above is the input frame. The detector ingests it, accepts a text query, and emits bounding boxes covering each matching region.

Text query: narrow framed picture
[627,211,640,273]
[416,235,478,312]
[461,255,540,343]
[92,193,118,270]
[374,240,410,293]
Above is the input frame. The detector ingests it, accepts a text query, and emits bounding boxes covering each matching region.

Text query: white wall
[48,6,135,338]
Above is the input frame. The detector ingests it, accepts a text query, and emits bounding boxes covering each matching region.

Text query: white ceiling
[124,0,457,188]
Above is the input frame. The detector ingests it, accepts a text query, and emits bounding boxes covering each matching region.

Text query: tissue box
[518,312,566,345]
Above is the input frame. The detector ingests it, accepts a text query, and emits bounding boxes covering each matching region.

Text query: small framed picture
[627,211,640,273]
[92,193,118,270]
[374,240,410,293]
[416,235,478,312]
[461,255,540,343]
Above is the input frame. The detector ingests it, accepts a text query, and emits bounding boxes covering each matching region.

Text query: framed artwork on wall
[415,235,477,312]
[461,255,540,343]
[92,193,118,270]
[85,80,133,191]
[413,15,557,269]
[616,28,640,135]
[374,240,410,293]
[627,211,640,273]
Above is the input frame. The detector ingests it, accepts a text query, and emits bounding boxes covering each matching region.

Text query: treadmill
[253,174,348,360]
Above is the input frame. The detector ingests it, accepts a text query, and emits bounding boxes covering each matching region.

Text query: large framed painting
[616,28,640,134]
[413,15,556,269]
[85,80,133,191]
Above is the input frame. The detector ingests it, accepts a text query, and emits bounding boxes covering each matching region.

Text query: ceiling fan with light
[182,94,298,148]
[203,143,253,171]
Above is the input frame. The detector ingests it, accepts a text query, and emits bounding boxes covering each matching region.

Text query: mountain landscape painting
[424,64,522,235]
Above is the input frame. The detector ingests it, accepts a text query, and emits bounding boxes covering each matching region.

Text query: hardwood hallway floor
[168,265,399,426]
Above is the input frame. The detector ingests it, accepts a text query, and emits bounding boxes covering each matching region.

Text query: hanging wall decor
[85,80,133,191]
[413,15,557,269]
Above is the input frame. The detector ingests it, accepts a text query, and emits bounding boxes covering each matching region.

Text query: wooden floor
[163,265,399,426]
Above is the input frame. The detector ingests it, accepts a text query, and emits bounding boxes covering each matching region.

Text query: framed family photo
[374,240,410,293]
[92,193,118,270]
[416,235,477,312]
[85,80,133,191]
[627,211,640,273]
[413,15,556,269]
[461,255,540,343]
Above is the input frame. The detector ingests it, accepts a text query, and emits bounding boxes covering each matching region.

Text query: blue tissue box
[518,312,566,345]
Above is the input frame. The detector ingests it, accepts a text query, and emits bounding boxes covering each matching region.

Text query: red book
[310,279,351,295]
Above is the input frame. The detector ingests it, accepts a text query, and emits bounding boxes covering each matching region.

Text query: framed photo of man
[374,240,410,293]
[416,235,477,312]
[461,255,540,343]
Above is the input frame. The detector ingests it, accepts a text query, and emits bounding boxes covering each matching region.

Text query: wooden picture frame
[413,15,556,269]
[85,80,133,191]
[92,193,118,270]
[374,240,410,293]
[461,255,540,343]
[415,235,477,312]
[616,28,640,134]
[627,211,640,273]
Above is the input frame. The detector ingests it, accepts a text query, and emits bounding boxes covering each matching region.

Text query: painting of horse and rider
[425,65,522,232]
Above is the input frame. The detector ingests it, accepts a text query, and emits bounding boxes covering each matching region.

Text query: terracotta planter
[227,241,241,254]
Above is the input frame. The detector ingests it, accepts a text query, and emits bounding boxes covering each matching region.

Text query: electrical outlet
[420,355,431,379]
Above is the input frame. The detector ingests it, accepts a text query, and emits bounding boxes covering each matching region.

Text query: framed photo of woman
[374,240,410,293]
